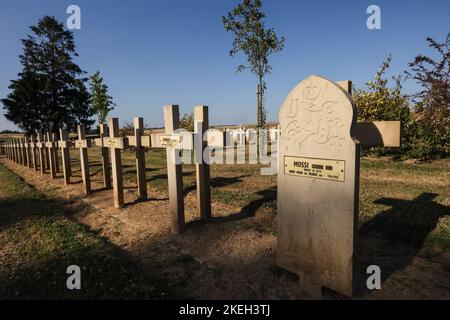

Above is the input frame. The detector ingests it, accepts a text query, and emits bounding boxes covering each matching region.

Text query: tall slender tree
[222,0,285,130]
[1,16,93,134]
[90,71,115,125]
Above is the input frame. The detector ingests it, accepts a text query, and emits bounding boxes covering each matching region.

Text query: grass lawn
[0,146,449,299]
[0,162,179,299]
[71,147,449,251]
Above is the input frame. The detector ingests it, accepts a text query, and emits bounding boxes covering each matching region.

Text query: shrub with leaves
[353,56,413,154]
[180,113,194,132]
[406,32,450,159]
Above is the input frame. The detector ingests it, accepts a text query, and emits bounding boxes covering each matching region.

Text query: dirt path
[1,159,449,299]
[0,159,305,299]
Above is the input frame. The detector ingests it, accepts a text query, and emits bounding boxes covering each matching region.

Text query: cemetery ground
[0,148,449,299]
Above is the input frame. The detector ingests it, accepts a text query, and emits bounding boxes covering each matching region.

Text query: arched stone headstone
[277,75,360,297]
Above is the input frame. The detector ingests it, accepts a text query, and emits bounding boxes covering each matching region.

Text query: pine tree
[1,16,93,134]
[90,71,115,124]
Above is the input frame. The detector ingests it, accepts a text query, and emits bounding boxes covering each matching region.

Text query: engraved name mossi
[284,156,345,182]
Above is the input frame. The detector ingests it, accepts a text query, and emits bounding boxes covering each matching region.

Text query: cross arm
[353,121,401,147]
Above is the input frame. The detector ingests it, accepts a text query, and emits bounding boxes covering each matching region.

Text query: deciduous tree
[222,0,285,130]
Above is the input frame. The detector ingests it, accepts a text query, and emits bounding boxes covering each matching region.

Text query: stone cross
[16,139,22,164]
[5,140,9,160]
[194,106,211,221]
[29,135,38,171]
[43,135,50,170]
[36,134,46,174]
[164,105,185,234]
[14,139,20,164]
[16,139,21,164]
[59,129,72,185]
[105,118,128,208]
[9,140,14,162]
[9,140,13,161]
[269,127,280,142]
[12,139,17,163]
[18,138,24,165]
[146,106,218,232]
[76,124,92,194]
[17,138,22,165]
[52,132,60,173]
[99,124,112,188]
[45,132,57,179]
[7,140,11,161]
[12,139,17,162]
[25,136,33,168]
[246,129,257,144]
[127,117,149,201]
[236,128,246,146]
[23,137,29,166]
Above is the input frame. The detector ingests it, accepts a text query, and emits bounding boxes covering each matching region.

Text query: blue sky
[0,0,449,130]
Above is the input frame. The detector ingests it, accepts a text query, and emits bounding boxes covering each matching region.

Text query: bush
[180,113,194,132]
[406,32,450,159]
[353,56,414,155]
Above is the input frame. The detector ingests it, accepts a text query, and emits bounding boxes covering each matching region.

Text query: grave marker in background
[23,137,31,167]
[36,134,45,175]
[107,118,128,208]
[14,139,18,163]
[30,135,38,171]
[18,139,24,165]
[194,105,211,221]
[52,132,60,173]
[96,124,112,188]
[15,139,20,164]
[59,129,72,185]
[8,140,13,162]
[164,105,185,234]
[46,132,57,179]
[132,117,148,200]
[76,125,91,194]
[43,135,50,170]
[269,128,280,141]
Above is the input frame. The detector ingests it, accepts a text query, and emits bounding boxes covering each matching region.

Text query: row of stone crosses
[0,105,280,231]
[0,76,401,298]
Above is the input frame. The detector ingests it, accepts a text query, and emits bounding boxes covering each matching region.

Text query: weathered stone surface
[277,75,359,297]
[353,121,401,147]
[269,128,280,141]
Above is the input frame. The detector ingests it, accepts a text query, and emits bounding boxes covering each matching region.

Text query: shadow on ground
[0,164,183,299]
[356,192,450,295]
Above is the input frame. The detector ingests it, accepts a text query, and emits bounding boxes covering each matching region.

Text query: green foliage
[406,32,450,159]
[1,16,93,134]
[90,71,115,125]
[0,130,20,134]
[354,32,450,161]
[353,56,414,154]
[180,113,194,132]
[222,0,285,128]
[120,121,134,137]
[0,164,178,299]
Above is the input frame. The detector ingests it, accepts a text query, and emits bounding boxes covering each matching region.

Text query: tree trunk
[256,78,264,157]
